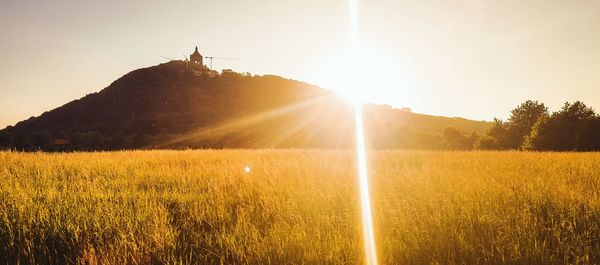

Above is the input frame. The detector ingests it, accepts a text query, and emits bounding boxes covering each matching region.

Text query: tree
[484,118,509,149]
[523,115,551,150]
[558,101,596,121]
[152,128,171,148]
[13,132,33,151]
[442,127,472,150]
[31,132,51,149]
[574,117,600,151]
[442,127,462,143]
[0,132,12,149]
[69,132,84,150]
[81,131,105,150]
[476,134,498,150]
[467,131,479,149]
[483,100,549,150]
[107,133,128,150]
[131,131,150,149]
[506,100,548,149]
[525,101,596,151]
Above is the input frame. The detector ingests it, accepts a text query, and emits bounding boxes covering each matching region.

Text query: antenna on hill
[204,56,239,70]
[182,54,190,70]
[157,55,175,61]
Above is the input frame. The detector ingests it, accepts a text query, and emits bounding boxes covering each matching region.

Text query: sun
[309,0,406,106]
[311,45,403,105]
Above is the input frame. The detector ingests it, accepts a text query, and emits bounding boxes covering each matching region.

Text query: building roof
[191,46,201,57]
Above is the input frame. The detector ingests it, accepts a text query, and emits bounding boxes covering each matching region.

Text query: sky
[1,0,600,128]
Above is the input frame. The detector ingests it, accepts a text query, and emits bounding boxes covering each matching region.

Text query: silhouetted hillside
[0,61,489,150]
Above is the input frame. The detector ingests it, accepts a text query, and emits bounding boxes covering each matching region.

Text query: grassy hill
[0,61,489,150]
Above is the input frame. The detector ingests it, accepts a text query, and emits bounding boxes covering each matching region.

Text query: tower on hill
[190,47,203,66]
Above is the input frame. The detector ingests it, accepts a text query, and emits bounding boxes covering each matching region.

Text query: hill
[0,61,489,150]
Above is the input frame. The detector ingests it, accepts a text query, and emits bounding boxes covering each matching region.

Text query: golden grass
[0,150,598,264]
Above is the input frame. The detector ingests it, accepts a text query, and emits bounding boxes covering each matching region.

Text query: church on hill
[190,46,203,66]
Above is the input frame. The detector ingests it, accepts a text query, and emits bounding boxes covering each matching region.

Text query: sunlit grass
[0,150,599,264]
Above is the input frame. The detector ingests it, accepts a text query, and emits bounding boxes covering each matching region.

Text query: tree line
[0,130,158,151]
[476,100,600,151]
[373,99,600,152]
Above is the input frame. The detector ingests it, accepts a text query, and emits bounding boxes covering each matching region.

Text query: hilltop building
[190,47,203,66]
[187,46,219,76]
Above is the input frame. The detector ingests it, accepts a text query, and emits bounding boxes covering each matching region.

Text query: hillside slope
[0,61,489,150]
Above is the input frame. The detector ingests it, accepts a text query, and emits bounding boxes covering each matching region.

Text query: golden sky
[1,0,600,128]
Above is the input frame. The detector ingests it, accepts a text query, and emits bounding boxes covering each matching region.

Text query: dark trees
[0,132,12,149]
[482,100,600,151]
[574,117,600,151]
[525,101,596,151]
[442,127,477,150]
[107,133,129,150]
[505,100,548,149]
[131,132,150,149]
[482,100,548,150]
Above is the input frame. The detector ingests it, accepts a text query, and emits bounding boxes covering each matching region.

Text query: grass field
[0,150,599,264]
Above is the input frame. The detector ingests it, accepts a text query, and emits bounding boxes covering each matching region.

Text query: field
[0,150,599,264]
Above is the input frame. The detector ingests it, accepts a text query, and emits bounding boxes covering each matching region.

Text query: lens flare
[355,103,378,265]
[349,1,378,264]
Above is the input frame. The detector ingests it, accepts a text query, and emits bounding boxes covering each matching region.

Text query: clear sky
[2,0,600,128]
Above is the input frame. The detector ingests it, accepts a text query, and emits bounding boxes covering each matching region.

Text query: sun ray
[271,102,345,147]
[349,1,379,264]
[160,94,342,148]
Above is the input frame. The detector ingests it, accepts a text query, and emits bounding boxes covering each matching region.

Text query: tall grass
[0,150,598,264]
